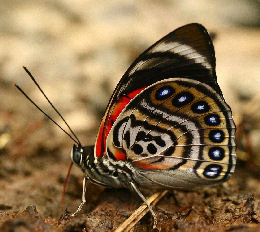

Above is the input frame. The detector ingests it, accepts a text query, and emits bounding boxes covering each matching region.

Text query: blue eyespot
[191,101,210,113]
[155,86,175,100]
[204,114,220,126]
[203,164,222,178]
[209,130,225,143]
[172,91,194,107]
[209,147,225,160]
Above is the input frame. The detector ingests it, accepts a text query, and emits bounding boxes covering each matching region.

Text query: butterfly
[70,23,236,227]
[16,23,236,229]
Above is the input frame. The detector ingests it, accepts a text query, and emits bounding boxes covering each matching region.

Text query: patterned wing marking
[106,78,236,185]
[95,24,221,161]
[112,114,178,159]
[95,88,145,158]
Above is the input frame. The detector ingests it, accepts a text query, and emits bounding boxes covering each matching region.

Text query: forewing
[95,23,220,158]
[118,23,221,97]
[106,79,236,188]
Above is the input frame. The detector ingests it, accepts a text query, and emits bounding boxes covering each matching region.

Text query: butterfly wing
[106,78,236,188]
[95,23,222,158]
[117,23,221,96]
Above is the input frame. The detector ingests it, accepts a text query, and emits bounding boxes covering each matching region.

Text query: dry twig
[115,190,168,232]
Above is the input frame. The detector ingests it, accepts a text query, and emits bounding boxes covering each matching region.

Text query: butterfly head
[71,144,95,171]
[71,144,84,168]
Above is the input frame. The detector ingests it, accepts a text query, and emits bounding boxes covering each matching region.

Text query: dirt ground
[0,1,260,231]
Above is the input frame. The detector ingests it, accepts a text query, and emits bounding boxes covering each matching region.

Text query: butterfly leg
[130,182,157,229]
[71,176,87,216]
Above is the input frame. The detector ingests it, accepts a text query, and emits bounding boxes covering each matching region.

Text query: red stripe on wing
[95,87,145,158]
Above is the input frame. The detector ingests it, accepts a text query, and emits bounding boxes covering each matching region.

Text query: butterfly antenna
[14,83,79,144]
[22,66,81,145]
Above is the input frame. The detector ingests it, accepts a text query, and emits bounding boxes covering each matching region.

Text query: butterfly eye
[71,144,82,165]
[155,86,175,100]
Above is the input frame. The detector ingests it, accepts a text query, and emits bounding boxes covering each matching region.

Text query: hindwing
[106,79,236,186]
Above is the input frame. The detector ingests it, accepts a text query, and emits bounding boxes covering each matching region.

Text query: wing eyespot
[155,86,175,100]
[172,91,194,107]
[208,147,225,160]
[191,101,210,113]
[209,130,225,143]
[204,114,221,126]
[203,164,223,178]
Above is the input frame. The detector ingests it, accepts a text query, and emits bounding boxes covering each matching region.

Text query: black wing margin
[115,23,221,99]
